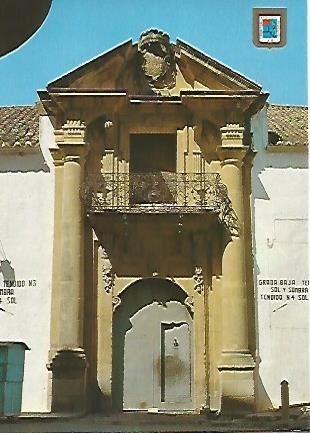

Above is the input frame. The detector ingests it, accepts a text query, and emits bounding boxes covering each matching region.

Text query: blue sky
[0,0,307,106]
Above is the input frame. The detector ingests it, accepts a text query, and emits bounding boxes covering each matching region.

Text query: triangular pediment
[47,30,262,96]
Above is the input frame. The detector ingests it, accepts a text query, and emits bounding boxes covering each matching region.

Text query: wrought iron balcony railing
[82,172,239,235]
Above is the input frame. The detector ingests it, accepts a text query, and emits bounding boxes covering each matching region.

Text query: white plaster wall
[251,107,309,408]
[0,115,55,412]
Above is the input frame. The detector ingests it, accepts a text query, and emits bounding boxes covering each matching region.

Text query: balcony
[83,173,239,235]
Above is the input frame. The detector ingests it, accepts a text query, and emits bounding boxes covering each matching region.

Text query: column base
[218,351,255,414]
[47,348,88,413]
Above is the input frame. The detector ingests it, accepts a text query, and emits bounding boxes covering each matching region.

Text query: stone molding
[47,348,88,377]
[218,351,255,371]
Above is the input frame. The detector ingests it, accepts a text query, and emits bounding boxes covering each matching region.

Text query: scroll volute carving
[102,248,115,294]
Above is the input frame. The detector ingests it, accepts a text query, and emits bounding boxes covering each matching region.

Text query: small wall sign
[253,8,287,48]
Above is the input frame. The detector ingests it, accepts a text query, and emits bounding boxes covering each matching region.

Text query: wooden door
[123,300,192,411]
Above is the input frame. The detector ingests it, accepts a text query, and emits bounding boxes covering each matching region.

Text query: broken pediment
[47,29,262,96]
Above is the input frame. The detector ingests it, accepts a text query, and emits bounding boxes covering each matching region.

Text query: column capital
[217,123,249,162]
[220,123,244,146]
[54,120,88,153]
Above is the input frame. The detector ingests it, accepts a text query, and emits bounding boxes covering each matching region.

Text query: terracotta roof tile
[0,105,39,150]
[266,104,308,147]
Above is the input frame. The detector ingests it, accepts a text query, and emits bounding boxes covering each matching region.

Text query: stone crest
[138,29,176,93]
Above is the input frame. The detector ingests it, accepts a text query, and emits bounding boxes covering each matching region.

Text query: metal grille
[84,172,224,207]
[82,172,239,235]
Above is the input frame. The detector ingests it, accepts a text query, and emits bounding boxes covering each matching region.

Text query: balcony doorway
[129,134,176,204]
[130,134,176,173]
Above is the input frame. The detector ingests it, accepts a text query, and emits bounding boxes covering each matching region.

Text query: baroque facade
[0,30,308,416]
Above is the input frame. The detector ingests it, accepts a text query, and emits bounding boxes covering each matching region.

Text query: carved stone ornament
[101,248,115,294]
[138,29,176,93]
[185,296,194,313]
[194,266,204,294]
[112,296,121,312]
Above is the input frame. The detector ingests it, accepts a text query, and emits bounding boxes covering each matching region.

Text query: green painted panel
[0,383,4,415]
[3,382,22,415]
[7,344,25,364]
[0,364,7,381]
[0,344,27,415]
[0,347,8,364]
[6,363,24,382]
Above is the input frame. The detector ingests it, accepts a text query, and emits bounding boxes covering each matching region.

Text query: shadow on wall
[0,152,50,173]
[0,260,15,281]
[255,369,274,411]
[0,240,15,282]
[0,258,15,315]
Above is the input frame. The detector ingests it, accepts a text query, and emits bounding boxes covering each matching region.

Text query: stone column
[48,120,88,413]
[217,124,255,413]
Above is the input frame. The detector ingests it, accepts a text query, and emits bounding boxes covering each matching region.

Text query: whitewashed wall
[0,115,55,412]
[251,107,309,409]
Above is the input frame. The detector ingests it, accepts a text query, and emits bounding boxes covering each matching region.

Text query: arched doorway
[112,278,193,412]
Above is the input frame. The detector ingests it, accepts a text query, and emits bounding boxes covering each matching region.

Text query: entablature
[39,88,268,132]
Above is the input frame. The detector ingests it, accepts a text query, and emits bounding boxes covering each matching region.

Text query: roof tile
[267,104,308,147]
[0,105,39,150]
